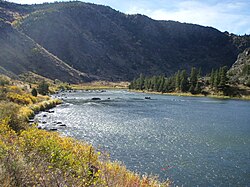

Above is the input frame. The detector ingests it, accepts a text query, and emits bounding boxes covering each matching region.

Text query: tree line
[129,66,228,95]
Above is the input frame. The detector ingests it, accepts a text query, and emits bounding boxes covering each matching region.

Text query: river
[36,90,250,186]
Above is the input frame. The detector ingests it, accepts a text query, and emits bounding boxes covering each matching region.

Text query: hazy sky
[7,0,250,35]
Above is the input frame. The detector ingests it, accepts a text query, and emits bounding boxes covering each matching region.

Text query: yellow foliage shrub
[0,102,26,132]
[6,92,32,105]
[19,128,103,185]
[7,86,22,94]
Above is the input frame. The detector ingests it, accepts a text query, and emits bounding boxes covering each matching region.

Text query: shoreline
[129,89,250,101]
[26,95,171,186]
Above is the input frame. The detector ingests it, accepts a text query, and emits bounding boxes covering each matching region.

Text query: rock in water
[91,98,101,101]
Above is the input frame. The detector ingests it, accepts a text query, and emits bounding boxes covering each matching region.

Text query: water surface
[37,90,250,186]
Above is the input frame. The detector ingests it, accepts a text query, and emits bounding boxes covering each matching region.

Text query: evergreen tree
[190,67,198,87]
[189,84,195,93]
[216,69,221,87]
[210,69,215,87]
[213,70,219,89]
[158,76,165,92]
[194,82,201,94]
[144,77,149,90]
[129,79,137,90]
[218,66,227,89]
[163,79,170,92]
[138,73,145,90]
[31,88,38,97]
[180,70,188,92]
[198,67,202,78]
[175,70,181,91]
[153,76,159,91]
[169,76,176,92]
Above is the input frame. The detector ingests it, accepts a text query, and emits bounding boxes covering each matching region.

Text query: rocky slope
[1,1,250,81]
[228,48,250,85]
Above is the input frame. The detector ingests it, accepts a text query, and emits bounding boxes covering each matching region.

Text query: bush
[37,80,49,95]
[6,93,33,105]
[0,75,10,86]
[0,102,26,132]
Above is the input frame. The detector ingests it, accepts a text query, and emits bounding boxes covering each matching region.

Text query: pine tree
[175,70,181,91]
[210,69,215,87]
[158,76,165,92]
[218,66,227,89]
[180,70,188,92]
[152,76,159,91]
[129,79,136,89]
[213,70,219,89]
[198,67,202,78]
[194,82,201,94]
[189,84,195,93]
[144,77,149,90]
[190,67,198,87]
[169,76,176,92]
[139,74,145,90]
[31,88,38,97]
[163,79,170,92]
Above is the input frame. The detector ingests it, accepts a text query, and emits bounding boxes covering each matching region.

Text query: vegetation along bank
[129,66,250,100]
[0,75,170,186]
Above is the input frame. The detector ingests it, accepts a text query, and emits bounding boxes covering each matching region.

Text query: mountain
[0,20,94,83]
[1,1,250,82]
[228,48,250,85]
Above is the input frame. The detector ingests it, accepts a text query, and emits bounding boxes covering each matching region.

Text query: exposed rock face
[228,48,250,85]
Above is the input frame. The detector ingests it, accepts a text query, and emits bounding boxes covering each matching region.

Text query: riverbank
[130,89,250,100]
[71,81,129,90]
[0,80,170,186]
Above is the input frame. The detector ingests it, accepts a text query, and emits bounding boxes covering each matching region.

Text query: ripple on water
[51,90,250,186]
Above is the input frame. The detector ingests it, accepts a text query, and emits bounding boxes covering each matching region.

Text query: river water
[38,90,250,186]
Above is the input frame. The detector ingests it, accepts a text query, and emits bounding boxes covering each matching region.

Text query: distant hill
[1,1,250,82]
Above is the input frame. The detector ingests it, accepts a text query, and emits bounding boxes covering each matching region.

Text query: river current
[36,90,250,186]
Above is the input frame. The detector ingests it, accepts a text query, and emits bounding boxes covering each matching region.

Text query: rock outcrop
[228,48,250,85]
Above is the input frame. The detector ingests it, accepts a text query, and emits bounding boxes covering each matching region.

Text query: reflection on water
[38,90,250,186]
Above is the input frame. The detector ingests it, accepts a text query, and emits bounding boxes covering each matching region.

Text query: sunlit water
[36,90,250,186]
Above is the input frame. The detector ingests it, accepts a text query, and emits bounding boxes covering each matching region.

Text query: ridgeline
[0,1,250,82]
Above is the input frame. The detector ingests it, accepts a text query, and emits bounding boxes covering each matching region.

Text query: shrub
[37,80,49,95]
[0,75,10,86]
[0,102,26,132]
[6,92,32,105]
[7,86,22,94]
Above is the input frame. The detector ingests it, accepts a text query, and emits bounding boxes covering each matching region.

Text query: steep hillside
[16,1,250,81]
[0,20,93,83]
[228,48,250,85]
[1,1,250,81]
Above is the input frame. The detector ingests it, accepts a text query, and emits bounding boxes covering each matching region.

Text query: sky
[7,0,250,35]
